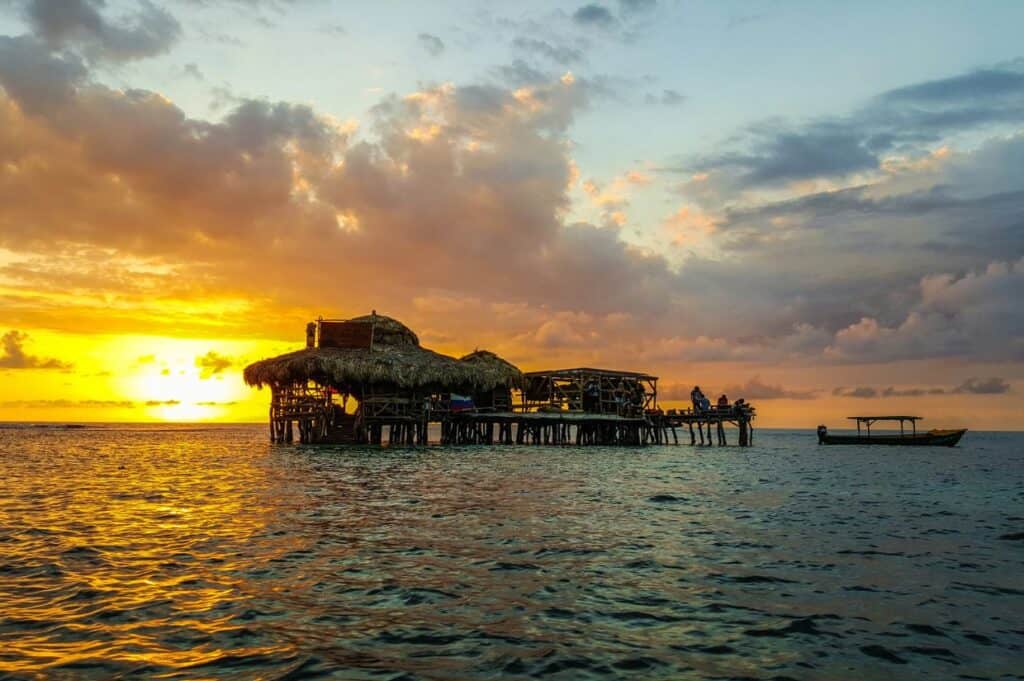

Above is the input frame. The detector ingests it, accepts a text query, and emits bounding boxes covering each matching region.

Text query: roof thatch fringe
[459,349,524,389]
[243,314,522,392]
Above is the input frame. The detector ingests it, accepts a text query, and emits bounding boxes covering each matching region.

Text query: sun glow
[0,330,278,423]
[120,339,251,421]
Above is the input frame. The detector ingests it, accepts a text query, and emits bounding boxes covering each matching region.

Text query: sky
[0,0,1023,428]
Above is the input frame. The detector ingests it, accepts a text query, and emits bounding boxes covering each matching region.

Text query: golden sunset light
[3,2,1024,680]
[1,0,1021,430]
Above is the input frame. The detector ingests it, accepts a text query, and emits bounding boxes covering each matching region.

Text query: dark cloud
[0,330,71,370]
[712,126,878,186]
[834,378,1011,397]
[879,68,1024,104]
[881,386,946,397]
[144,399,181,406]
[832,386,878,398]
[952,377,1011,394]
[417,32,444,56]
[721,376,816,400]
[196,351,233,378]
[679,62,1024,190]
[24,0,182,63]
[511,37,583,65]
[0,36,88,114]
[572,4,615,28]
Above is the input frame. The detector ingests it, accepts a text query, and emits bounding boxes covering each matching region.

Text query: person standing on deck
[691,386,705,413]
[614,380,628,415]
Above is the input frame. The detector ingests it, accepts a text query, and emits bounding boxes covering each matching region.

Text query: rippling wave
[1,426,1022,678]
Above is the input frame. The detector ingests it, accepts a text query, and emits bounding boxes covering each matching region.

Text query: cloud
[619,0,656,14]
[720,376,816,400]
[417,32,444,56]
[825,258,1024,363]
[511,37,583,65]
[182,62,203,80]
[832,386,878,399]
[572,4,616,28]
[879,67,1024,105]
[677,61,1024,192]
[0,330,71,370]
[0,399,134,408]
[645,89,685,106]
[660,377,814,401]
[0,31,1020,384]
[697,124,880,189]
[23,0,182,63]
[196,351,233,378]
[834,378,1011,397]
[881,386,946,397]
[952,377,1011,394]
[144,399,181,406]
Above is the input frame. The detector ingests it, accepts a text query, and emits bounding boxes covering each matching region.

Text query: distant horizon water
[3,421,1024,434]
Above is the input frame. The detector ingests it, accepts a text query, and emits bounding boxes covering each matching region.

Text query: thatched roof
[243,314,522,392]
[460,350,524,389]
[347,313,418,346]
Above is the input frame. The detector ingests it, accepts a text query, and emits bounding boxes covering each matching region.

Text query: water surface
[1,425,1023,679]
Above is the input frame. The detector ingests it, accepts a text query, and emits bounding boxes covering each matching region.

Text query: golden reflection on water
[1,425,1022,679]
[0,426,287,676]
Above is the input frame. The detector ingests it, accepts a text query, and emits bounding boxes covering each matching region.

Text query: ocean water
[1,425,1022,680]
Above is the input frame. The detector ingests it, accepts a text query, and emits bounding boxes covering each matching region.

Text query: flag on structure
[450,394,474,412]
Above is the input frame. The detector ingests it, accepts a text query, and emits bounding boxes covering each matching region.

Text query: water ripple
[1,426,1023,678]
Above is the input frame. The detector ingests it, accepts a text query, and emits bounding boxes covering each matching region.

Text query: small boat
[817,416,966,447]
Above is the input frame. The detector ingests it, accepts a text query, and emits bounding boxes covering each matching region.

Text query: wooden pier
[438,406,755,447]
[245,315,757,448]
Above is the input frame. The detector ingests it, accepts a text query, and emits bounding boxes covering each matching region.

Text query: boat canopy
[846,415,922,435]
[847,415,922,421]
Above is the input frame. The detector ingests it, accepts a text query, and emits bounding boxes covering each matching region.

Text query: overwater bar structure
[244,313,755,446]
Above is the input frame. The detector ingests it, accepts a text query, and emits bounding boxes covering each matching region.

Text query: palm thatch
[244,315,522,392]
[348,313,418,346]
[460,350,524,389]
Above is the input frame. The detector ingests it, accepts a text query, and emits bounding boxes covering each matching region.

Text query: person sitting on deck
[717,394,729,409]
[632,383,646,416]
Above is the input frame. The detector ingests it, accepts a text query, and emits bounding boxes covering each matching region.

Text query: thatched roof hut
[460,350,525,389]
[243,314,521,393]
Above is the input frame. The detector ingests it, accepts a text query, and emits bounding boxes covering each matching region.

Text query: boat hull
[820,429,966,447]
